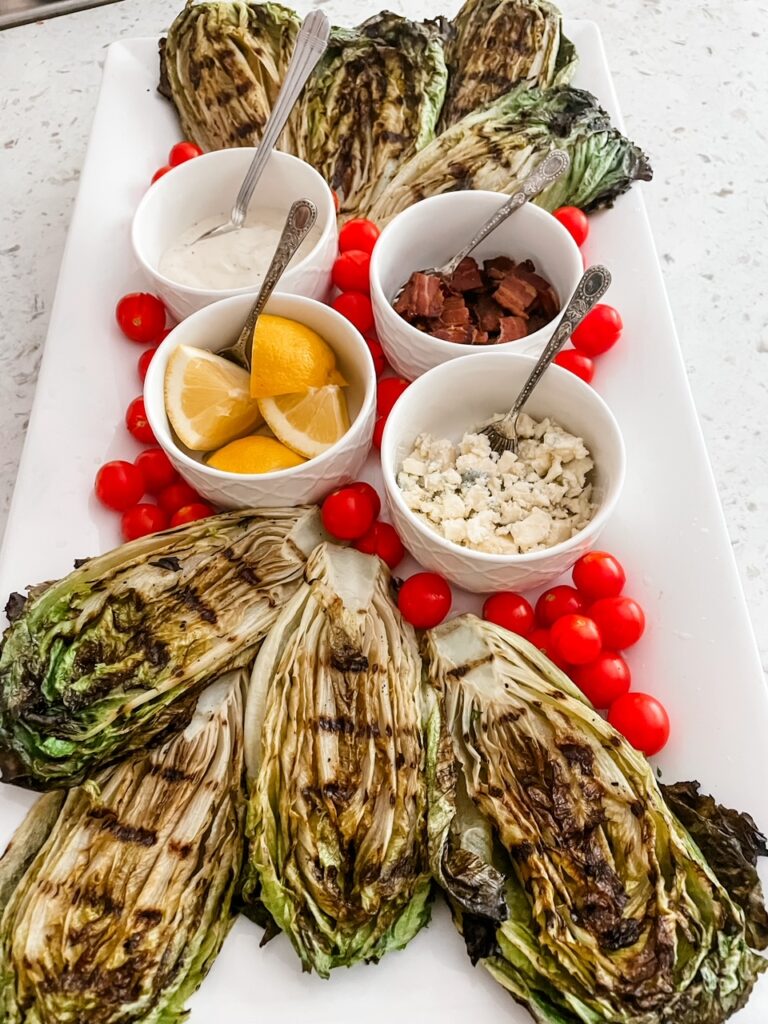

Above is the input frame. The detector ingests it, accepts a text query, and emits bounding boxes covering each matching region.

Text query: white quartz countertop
[0,0,766,672]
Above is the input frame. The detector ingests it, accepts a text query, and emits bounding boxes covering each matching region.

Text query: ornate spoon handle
[442,150,570,277]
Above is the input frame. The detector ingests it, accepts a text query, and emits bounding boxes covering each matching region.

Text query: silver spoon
[410,149,570,283]
[193,10,329,244]
[217,199,317,371]
[480,265,611,455]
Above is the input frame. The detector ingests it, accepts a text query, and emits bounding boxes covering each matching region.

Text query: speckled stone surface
[0,0,766,672]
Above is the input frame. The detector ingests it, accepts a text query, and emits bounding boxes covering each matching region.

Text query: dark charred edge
[447,654,494,679]
[557,741,595,775]
[158,37,172,101]
[73,556,92,569]
[4,591,26,623]
[169,839,193,859]
[88,807,158,846]
[150,556,182,572]
[0,746,44,790]
[461,912,501,965]
[135,908,163,926]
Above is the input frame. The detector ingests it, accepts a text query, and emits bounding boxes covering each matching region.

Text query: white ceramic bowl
[370,191,583,380]
[380,352,625,593]
[144,293,376,509]
[132,149,338,321]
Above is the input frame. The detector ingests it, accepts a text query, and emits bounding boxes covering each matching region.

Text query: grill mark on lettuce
[87,807,158,846]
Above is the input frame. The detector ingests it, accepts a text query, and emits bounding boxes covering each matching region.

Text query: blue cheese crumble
[397,413,595,554]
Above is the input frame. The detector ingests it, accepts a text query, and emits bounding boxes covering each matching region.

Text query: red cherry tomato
[158,480,202,515]
[549,614,602,665]
[332,189,340,214]
[372,416,386,449]
[151,165,172,184]
[377,377,410,417]
[526,627,570,671]
[135,447,178,494]
[608,692,670,756]
[125,397,156,444]
[116,293,166,344]
[332,291,374,334]
[354,521,405,570]
[350,481,381,519]
[338,218,380,255]
[170,502,216,527]
[365,335,387,376]
[321,486,377,540]
[554,349,594,383]
[169,141,203,166]
[552,206,589,247]
[482,592,535,637]
[535,585,585,627]
[572,651,631,709]
[94,460,145,511]
[571,304,623,356]
[572,551,626,600]
[589,596,645,649]
[121,503,168,541]
[398,572,452,629]
[332,250,371,294]
[137,346,159,382]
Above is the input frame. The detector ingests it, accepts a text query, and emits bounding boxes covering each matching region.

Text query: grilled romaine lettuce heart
[425,614,767,1024]
[242,543,433,977]
[440,0,576,128]
[368,85,653,225]
[0,671,246,1024]
[0,506,322,789]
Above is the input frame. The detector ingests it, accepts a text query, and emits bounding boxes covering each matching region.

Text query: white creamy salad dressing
[159,207,323,290]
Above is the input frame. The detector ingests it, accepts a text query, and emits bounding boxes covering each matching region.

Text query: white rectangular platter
[1,20,767,1023]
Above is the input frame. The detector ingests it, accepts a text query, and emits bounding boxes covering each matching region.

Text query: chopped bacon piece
[433,325,473,343]
[475,293,504,333]
[497,316,528,343]
[494,274,537,316]
[447,257,484,292]
[394,272,444,318]
[470,328,490,345]
[483,255,516,281]
[440,294,470,327]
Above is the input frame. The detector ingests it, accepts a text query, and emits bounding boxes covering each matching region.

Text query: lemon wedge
[164,344,263,451]
[249,315,346,399]
[207,435,306,474]
[258,386,351,459]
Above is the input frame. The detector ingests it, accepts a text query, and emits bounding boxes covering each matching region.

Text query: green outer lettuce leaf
[242,544,432,976]
[0,506,322,789]
[368,85,653,224]
[661,781,768,951]
[440,0,577,128]
[0,671,246,1024]
[425,614,766,1024]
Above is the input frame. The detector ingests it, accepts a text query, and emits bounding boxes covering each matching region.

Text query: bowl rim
[380,351,626,565]
[131,149,337,299]
[144,292,376,483]
[369,191,583,356]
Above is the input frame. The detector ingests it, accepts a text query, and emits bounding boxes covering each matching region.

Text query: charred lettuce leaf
[425,614,767,1024]
[242,544,433,976]
[368,85,653,224]
[292,12,447,218]
[662,780,768,951]
[0,671,245,1024]
[0,507,322,789]
[161,2,302,153]
[440,0,576,128]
